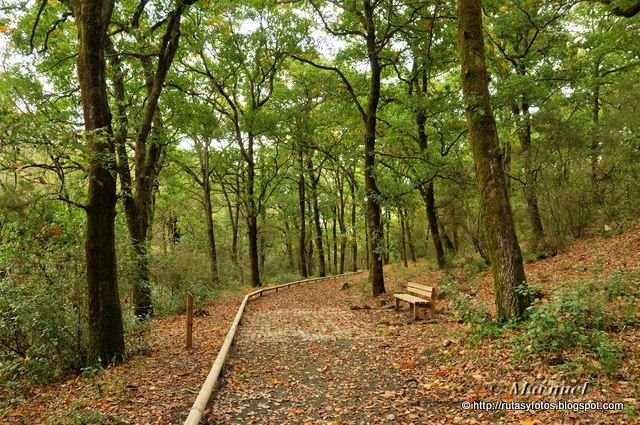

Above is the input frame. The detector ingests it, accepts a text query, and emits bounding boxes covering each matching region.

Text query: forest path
[5,225,640,424]
[206,272,455,425]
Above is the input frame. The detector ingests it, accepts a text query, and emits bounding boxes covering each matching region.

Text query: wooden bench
[394,282,436,320]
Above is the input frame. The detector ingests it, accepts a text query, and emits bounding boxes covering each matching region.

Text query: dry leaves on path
[207,227,640,425]
[3,294,244,425]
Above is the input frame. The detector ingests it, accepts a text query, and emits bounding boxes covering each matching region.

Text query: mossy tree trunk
[364,0,385,296]
[457,0,531,322]
[109,1,190,317]
[70,0,124,365]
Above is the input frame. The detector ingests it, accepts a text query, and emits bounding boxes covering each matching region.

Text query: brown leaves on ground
[4,224,640,424]
[207,227,640,425]
[2,294,244,424]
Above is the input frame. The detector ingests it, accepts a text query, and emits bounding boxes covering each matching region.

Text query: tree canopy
[1,0,639,373]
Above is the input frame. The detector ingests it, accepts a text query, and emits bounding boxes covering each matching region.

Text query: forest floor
[3,224,640,424]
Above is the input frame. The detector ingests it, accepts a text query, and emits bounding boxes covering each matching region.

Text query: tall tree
[296,0,423,295]
[109,0,194,317]
[567,6,640,206]
[307,153,327,277]
[483,0,572,258]
[297,143,308,277]
[170,111,221,287]
[408,13,449,269]
[69,0,124,364]
[457,0,530,321]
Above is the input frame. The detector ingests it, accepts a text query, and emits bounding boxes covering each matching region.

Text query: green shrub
[438,274,501,343]
[123,315,152,356]
[460,256,489,279]
[523,272,639,375]
[144,249,218,316]
[0,208,88,383]
[263,271,304,286]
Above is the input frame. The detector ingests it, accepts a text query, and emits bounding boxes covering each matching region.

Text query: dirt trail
[4,226,640,424]
[207,274,460,425]
[206,224,640,425]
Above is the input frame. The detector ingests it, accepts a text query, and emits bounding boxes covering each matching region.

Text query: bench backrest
[407,282,435,300]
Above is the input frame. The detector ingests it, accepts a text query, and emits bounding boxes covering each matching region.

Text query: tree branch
[290,54,366,121]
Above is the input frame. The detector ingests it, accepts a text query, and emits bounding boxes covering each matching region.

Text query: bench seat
[394,293,431,304]
[394,282,436,320]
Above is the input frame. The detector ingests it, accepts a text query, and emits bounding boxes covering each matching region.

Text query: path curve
[206,273,446,425]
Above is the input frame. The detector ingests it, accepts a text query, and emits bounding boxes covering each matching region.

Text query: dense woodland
[0,0,639,387]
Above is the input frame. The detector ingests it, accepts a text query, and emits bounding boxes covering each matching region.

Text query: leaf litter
[4,225,640,424]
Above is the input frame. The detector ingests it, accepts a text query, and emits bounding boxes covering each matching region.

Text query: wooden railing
[183,271,365,425]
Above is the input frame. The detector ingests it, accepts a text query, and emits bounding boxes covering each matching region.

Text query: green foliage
[460,256,489,279]
[522,272,639,375]
[0,202,88,383]
[123,316,152,357]
[264,271,304,286]
[438,274,501,343]
[145,250,219,316]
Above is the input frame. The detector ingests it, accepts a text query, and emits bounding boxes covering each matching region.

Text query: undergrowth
[446,270,640,376]
[520,270,639,375]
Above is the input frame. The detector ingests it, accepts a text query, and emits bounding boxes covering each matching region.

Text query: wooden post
[186,292,194,349]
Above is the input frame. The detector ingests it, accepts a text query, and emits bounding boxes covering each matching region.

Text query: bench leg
[412,303,417,320]
[395,298,400,311]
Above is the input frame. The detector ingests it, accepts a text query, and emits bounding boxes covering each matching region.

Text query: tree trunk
[284,218,295,270]
[400,209,408,268]
[364,0,385,295]
[420,183,446,268]
[298,150,308,277]
[457,0,530,322]
[308,159,326,277]
[324,219,331,274]
[441,225,456,253]
[383,208,390,265]
[306,196,315,275]
[246,133,261,287]
[110,5,186,318]
[364,219,370,269]
[202,150,219,286]
[350,175,358,272]
[411,49,446,269]
[259,209,266,276]
[512,86,547,258]
[221,179,240,271]
[591,61,603,206]
[503,138,512,193]
[71,0,124,365]
[405,211,417,263]
[338,180,347,274]
[332,206,338,274]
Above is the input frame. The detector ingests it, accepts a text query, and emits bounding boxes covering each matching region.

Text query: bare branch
[308,0,366,38]
[39,12,73,54]
[55,195,88,210]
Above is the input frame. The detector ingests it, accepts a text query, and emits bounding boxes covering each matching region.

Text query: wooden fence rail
[183,271,365,425]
